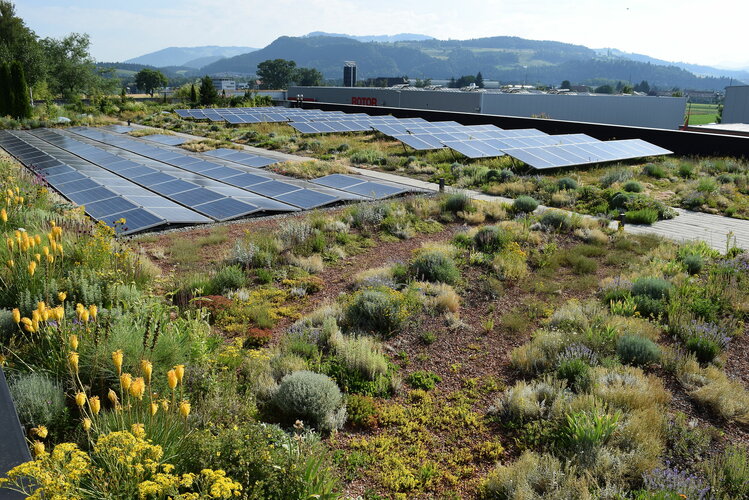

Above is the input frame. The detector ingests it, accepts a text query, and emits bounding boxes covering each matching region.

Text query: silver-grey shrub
[9,372,67,428]
[273,370,346,432]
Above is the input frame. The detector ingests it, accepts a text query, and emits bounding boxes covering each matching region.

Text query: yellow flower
[82,417,92,431]
[90,396,101,415]
[20,317,31,327]
[0,208,6,222]
[58,291,67,303]
[69,334,78,351]
[140,360,153,385]
[12,308,20,324]
[46,254,53,263]
[6,238,13,250]
[80,310,90,323]
[88,304,97,321]
[75,392,86,407]
[31,426,48,439]
[34,253,40,262]
[179,401,191,419]
[120,373,132,391]
[54,306,65,321]
[32,441,45,456]
[68,351,79,374]
[6,259,13,268]
[42,246,49,257]
[161,399,169,412]
[34,235,41,245]
[174,364,185,385]
[112,350,123,374]
[167,369,177,391]
[131,423,145,438]
[130,377,145,399]
[108,388,119,406]
[27,261,36,276]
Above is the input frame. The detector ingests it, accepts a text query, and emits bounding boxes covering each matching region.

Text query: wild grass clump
[272,370,346,432]
[557,358,592,393]
[344,288,411,337]
[442,193,472,214]
[512,195,539,214]
[623,181,643,193]
[616,335,661,367]
[492,377,570,423]
[557,177,578,190]
[473,225,512,252]
[208,264,246,294]
[539,210,572,231]
[677,359,749,423]
[332,335,389,381]
[409,250,460,284]
[643,163,668,179]
[624,208,659,225]
[592,366,670,411]
[481,451,587,499]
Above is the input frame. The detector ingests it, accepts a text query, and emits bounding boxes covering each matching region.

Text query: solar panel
[171,188,225,206]
[311,174,367,190]
[274,189,339,209]
[100,209,165,234]
[84,196,140,218]
[66,186,119,205]
[193,198,259,220]
[394,134,444,150]
[142,134,187,146]
[344,182,407,199]
[249,180,300,197]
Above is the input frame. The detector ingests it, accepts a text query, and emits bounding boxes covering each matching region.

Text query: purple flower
[687,320,731,349]
[643,462,711,499]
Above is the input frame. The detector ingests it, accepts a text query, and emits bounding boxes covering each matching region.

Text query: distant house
[212,78,236,92]
[570,85,590,93]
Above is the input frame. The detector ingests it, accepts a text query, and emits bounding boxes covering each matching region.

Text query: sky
[15,0,749,69]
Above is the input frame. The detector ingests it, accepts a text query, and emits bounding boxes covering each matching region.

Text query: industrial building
[212,77,236,92]
[721,85,749,124]
[287,86,688,130]
[343,62,357,87]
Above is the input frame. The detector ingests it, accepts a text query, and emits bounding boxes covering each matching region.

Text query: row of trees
[256,59,324,89]
[447,72,485,88]
[0,61,31,118]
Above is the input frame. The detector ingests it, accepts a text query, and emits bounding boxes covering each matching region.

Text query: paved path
[125,123,749,252]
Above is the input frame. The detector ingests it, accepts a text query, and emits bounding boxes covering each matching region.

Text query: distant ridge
[200,35,741,90]
[124,46,258,68]
[303,31,434,43]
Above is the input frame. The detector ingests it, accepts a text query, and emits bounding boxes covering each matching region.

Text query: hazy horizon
[15,0,749,70]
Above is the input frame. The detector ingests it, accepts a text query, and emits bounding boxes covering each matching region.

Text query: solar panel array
[0,127,421,234]
[173,106,672,167]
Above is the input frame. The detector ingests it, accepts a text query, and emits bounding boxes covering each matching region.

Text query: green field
[686,103,720,125]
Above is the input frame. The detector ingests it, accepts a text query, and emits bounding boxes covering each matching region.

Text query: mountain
[124,46,257,68]
[304,32,434,43]
[595,48,749,83]
[201,35,740,90]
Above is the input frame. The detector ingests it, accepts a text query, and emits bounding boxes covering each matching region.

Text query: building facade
[343,62,357,87]
[722,86,749,124]
[287,86,688,129]
[212,78,236,92]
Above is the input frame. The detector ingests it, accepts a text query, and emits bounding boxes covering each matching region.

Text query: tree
[40,33,99,98]
[198,75,217,106]
[595,84,613,94]
[257,59,297,89]
[134,68,167,97]
[0,62,11,116]
[634,80,650,93]
[448,77,456,88]
[0,1,45,87]
[561,80,571,89]
[190,83,197,104]
[293,67,323,86]
[475,72,484,89]
[9,60,30,118]
[455,75,477,88]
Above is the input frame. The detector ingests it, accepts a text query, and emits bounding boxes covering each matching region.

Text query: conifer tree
[189,83,197,105]
[0,63,13,117]
[10,61,32,119]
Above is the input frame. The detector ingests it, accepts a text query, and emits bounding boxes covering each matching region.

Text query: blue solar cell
[54,177,100,193]
[193,198,259,220]
[146,206,212,223]
[84,196,139,218]
[171,188,225,206]
[311,174,366,190]
[44,171,87,184]
[248,180,299,197]
[149,179,197,196]
[344,182,406,199]
[100,208,165,233]
[131,172,176,186]
[274,189,339,209]
[200,166,243,180]
[221,172,269,188]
